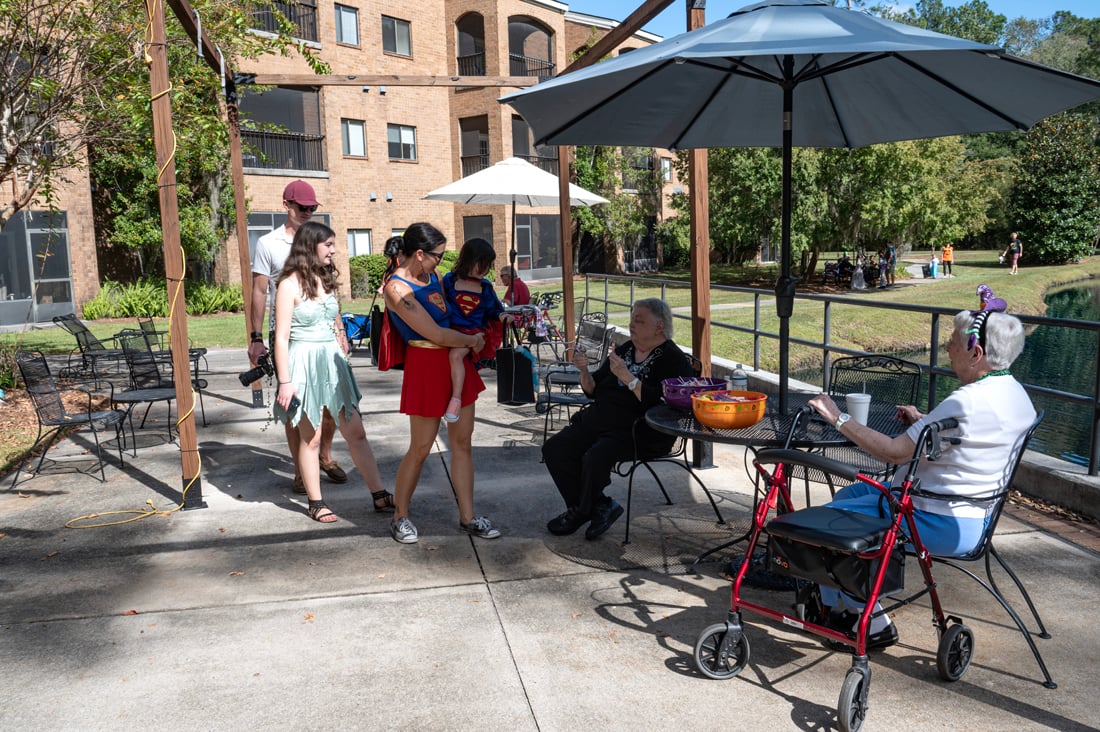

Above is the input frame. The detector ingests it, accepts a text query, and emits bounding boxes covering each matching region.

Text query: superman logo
[453,292,482,318]
[428,291,447,312]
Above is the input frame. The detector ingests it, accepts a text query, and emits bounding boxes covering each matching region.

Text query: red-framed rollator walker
[691,409,1048,732]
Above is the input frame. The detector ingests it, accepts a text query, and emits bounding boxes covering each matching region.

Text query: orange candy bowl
[691,390,768,429]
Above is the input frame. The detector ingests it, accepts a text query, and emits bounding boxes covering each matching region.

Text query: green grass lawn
[3,248,1096,363]
[1,248,1095,475]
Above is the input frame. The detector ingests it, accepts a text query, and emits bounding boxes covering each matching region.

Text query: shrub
[0,341,18,390]
[81,279,243,319]
[348,252,457,299]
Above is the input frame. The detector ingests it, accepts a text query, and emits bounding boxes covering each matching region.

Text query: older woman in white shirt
[807,308,1035,649]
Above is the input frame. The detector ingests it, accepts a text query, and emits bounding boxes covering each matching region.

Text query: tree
[1,0,323,273]
[572,145,662,274]
[0,0,138,229]
[1010,114,1100,264]
[88,1,328,276]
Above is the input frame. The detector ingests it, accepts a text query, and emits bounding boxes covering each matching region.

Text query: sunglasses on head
[293,202,318,213]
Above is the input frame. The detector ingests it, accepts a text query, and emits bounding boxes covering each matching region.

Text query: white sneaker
[390,517,419,544]
[460,516,501,539]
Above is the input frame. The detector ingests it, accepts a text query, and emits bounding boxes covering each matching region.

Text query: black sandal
[372,490,396,513]
[308,499,338,523]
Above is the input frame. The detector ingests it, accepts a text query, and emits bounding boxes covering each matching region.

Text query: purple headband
[967,284,1007,351]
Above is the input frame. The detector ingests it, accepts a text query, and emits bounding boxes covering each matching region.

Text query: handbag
[496,322,536,404]
[368,303,383,365]
[376,309,405,371]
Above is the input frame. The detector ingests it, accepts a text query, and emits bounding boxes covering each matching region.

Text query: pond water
[1011,284,1098,466]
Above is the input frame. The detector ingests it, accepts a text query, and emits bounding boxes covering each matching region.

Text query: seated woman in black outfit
[543,298,694,540]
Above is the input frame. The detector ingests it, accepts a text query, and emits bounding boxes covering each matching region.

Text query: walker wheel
[837,668,869,732]
[693,623,749,680]
[936,623,974,682]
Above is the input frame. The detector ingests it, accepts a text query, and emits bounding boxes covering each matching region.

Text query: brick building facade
[8,1,677,323]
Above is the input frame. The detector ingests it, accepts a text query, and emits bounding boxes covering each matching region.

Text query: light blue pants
[819,482,987,612]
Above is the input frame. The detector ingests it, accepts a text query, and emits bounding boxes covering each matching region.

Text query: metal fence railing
[581,273,1100,475]
[241,129,325,172]
[250,1,318,42]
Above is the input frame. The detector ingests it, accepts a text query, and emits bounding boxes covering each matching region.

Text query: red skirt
[400,343,485,418]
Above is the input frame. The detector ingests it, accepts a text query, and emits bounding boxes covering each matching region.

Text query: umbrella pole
[775,57,797,415]
[507,198,516,304]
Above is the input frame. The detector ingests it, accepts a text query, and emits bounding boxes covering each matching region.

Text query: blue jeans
[818,482,987,610]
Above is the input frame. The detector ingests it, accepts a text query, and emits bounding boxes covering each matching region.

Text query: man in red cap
[248,180,348,493]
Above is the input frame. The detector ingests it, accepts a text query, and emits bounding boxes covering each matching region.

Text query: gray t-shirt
[251,225,293,333]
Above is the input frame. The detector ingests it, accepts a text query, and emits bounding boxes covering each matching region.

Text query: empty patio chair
[12,350,125,489]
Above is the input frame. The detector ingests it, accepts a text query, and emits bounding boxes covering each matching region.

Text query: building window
[250,1,319,43]
[661,157,673,183]
[247,212,331,265]
[335,4,359,45]
[382,16,411,56]
[341,119,366,157]
[463,216,493,249]
[0,210,74,326]
[348,229,372,257]
[240,87,325,172]
[387,124,417,161]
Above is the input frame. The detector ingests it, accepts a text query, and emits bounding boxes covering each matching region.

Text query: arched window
[456,13,486,76]
[508,17,554,81]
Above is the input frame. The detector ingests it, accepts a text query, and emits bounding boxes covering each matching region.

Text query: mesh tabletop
[646,394,900,450]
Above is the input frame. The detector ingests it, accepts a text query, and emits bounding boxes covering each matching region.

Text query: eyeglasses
[293,203,319,213]
[423,249,445,261]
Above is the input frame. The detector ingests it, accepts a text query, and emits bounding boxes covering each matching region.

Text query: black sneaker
[585,499,624,540]
[547,508,589,536]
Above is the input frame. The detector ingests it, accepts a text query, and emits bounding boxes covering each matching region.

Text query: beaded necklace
[975,368,1011,383]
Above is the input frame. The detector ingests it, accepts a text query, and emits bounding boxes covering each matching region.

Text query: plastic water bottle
[731,364,748,392]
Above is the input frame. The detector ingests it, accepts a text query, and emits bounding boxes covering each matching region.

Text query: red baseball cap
[282,180,319,206]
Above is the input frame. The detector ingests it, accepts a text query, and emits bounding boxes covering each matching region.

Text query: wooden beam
[562,0,677,74]
[165,0,234,88]
[244,74,538,87]
[687,1,711,376]
[149,0,203,506]
[553,1,678,341]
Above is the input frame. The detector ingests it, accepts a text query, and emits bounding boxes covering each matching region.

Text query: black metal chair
[112,332,185,452]
[812,354,924,489]
[52,314,127,384]
[828,354,922,406]
[926,411,1055,688]
[12,350,125,489]
[613,354,726,543]
[131,324,208,426]
[137,316,209,375]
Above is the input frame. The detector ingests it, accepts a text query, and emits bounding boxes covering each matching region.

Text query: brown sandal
[372,490,396,512]
[308,499,338,523]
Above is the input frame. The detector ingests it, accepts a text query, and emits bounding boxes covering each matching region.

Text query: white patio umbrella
[423,156,608,302]
[500,0,1100,412]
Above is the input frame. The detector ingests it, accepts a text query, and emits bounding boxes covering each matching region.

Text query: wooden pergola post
[147,0,203,508]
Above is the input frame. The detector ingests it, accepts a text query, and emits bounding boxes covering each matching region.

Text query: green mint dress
[273,292,361,427]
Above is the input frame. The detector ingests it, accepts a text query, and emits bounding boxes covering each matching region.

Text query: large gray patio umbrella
[424,156,608,303]
[500,0,1100,412]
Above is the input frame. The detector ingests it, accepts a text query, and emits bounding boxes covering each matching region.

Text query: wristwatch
[250,331,264,343]
[834,412,851,430]
[627,377,640,391]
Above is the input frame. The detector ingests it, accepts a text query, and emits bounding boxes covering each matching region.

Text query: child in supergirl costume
[441,238,507,422]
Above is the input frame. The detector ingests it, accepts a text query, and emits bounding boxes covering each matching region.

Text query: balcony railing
[457,52,486,76]
[509,53,555,82]
[461,154,490,177]
[251,1,318,43]
[241,129,325,172]
[516,154,558,175]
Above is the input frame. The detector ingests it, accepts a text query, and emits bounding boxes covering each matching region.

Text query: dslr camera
[238,352,274,387]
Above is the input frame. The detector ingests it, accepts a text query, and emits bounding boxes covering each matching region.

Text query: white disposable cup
[847,393,871,425]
